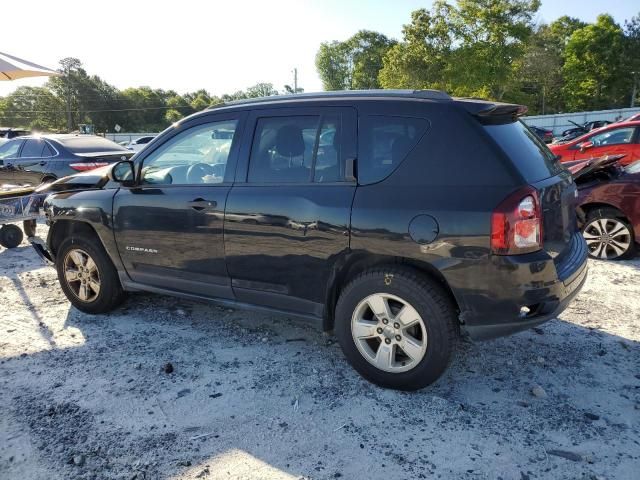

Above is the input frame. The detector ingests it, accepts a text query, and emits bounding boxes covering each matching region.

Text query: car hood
[35,164,114,194]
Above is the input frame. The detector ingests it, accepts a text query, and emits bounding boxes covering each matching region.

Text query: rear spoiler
[455,98,527,123]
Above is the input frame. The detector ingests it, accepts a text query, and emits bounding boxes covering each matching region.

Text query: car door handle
[39,161,47,166]
[188,199,217,211]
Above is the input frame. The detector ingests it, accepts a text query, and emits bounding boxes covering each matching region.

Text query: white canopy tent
[0,51,59,80]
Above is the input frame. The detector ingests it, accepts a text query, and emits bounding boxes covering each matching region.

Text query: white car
[125,136,155,152]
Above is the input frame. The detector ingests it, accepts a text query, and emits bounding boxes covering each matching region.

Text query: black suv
[39,90,588,390]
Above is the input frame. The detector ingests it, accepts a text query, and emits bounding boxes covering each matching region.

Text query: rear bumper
[459,232,589,341]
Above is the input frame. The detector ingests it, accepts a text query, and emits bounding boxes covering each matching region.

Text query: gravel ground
[1,223,639,480]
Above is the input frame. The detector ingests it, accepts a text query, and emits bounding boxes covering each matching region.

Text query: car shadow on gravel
[1,291,639,480]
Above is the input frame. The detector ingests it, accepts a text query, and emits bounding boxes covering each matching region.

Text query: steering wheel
[186,163,215,183]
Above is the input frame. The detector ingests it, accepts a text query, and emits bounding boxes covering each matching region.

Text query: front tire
[335,267,458,391]
[56,234,125,314]
[583,208,635,260]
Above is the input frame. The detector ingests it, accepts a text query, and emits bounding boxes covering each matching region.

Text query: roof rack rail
[207,89,452,110]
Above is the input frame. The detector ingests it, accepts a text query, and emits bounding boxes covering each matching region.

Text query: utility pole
[631,71,638,108]
[293,68,298,94]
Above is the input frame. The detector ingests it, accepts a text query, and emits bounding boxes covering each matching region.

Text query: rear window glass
[484,121,563,182]
[358,115,429,184]
[57,136,126,153]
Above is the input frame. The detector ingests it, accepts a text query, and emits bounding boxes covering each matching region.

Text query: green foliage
[562,14,626,110]
[379,0,540,100]
[316,30,396,90]
[0,60,286,133]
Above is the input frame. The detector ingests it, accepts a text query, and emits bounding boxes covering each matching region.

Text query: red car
[572,155,640,259]
[550,121,640,166]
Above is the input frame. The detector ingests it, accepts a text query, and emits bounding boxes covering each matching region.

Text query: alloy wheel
[583,218,631,260]
[351,293,427,373]
[63,248,101,302]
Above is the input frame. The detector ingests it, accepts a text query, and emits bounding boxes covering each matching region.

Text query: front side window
[588,127,636,147]
[0,140,23,161]
[248,115,342,183]
[141,120,238,185]
[358,115,429,185]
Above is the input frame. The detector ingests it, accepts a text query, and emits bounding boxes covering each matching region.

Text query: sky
[1,0,638,98]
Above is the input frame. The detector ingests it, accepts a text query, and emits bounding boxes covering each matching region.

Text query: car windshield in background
[484,120,564,182]
[57,136,127,153]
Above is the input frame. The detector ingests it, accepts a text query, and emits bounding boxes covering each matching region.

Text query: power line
[0,105,195,114]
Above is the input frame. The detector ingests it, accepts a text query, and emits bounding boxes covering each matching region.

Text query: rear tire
[583,208,635,260]
[335,267,458,391]
[55,234,125,313]
[0,224,24,248]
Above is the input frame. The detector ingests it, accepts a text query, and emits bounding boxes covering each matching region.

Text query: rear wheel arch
[324,254,460,331]
[580,203,627,220]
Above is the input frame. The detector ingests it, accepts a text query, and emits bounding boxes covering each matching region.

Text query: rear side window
[20,139,45,158]
[358,115,429,184]
[484,121,564,182]
[248,115,343,183]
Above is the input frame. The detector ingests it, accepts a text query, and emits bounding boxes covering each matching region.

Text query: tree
[563,14,626,111]
[379,3,455,90]
[623,12,640,106]
[245,83,278,98]
[316,30,396,90]
[379,0,540,100]
[0,86,66,131]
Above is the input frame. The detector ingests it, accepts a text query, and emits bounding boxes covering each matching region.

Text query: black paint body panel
[42,92,588,340]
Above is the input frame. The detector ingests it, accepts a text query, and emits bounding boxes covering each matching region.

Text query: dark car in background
[0,128,31,142]
[0,134,133,189]
[557,120,612,143]
[570,155,640,260]
[528,125,554,143]
[38,90,588,390]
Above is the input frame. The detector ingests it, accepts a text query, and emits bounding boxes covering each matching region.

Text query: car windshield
[57,136,127,153]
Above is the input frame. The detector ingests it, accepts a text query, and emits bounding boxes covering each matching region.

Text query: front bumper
[29,236,53,264]
[459,232,589,341]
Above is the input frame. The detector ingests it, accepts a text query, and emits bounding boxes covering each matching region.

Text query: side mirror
[579,141,593,152]
[109,160,135,185]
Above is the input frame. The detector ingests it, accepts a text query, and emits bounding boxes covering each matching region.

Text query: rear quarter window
[484,121,564,182]
[358,115,429,185]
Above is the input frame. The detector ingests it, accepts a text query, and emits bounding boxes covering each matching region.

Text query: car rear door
[113,112,246,298]
[224,106,357,316]
[13,138,52,186]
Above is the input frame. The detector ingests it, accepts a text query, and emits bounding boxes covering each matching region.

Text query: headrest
[275,125,305,157]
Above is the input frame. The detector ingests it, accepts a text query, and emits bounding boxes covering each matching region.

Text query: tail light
[69,162,109,172]
[491,186,543,255]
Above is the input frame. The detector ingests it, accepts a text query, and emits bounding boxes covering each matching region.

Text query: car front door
[0,140,23,186]
[224,106,357,316]
[113,112,245,298]
[13,138,53,186]
[574,126,639,164]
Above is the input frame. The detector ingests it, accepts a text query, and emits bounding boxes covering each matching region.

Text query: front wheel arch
[49,220,101,259]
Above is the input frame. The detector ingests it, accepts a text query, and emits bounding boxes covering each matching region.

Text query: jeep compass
[38,90,588,390]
